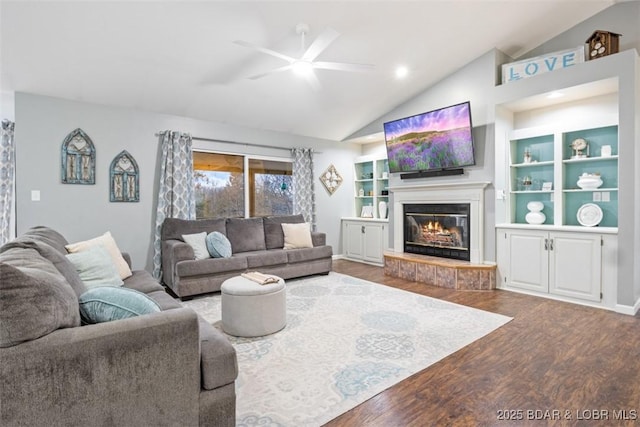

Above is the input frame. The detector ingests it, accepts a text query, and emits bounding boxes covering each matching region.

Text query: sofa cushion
[0,250,80,348]
[78,286,161,324]
[286,245,334,263]
[66,245,124,288]
[226,217,266,253]
[66,231,133,280]
[182,232,210,260]
[263,214,305,249]
[176,256,248,278]
[22,225,70,254]
[123,270,165,294]
[0,239,87,297]
[235,250,288,269]
[162,218,226,241]
[206,231,232,258]
[282,222,314,249]
[146,290,183,310]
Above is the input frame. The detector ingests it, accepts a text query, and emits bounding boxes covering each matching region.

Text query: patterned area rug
[183,272,511,427]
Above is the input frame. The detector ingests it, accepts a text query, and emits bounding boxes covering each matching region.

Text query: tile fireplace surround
[385,181,495,290]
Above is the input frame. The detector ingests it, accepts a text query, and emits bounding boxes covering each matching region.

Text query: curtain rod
[193,136,294,152]
[155,132,318,153]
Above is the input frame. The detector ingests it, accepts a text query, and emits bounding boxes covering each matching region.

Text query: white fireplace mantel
[389,181,490,264]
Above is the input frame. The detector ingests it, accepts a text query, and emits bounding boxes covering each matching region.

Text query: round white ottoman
[221,275,286,337]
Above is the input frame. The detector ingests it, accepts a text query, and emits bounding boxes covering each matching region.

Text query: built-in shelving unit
[342,154,390,266]
[353,155,389,219]
[494,49,639,313]
[508,118,619,228]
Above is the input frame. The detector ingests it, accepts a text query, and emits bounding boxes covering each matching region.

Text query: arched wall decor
[61,128,96,184]
[109,150,139,202]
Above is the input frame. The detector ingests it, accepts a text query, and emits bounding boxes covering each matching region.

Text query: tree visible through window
[194,151,292,219]
[249,158,293,217]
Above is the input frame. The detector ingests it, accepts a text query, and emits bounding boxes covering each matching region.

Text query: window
[194,151,292,219]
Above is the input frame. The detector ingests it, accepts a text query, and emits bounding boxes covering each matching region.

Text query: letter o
[525,62,539,75]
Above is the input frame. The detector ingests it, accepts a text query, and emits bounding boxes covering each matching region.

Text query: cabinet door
[549,232,601,302]
[363,224,384,264]
[344,222,364,259]
[506,230,549,292]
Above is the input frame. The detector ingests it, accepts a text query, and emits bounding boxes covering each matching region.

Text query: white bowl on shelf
[577,173,603,190]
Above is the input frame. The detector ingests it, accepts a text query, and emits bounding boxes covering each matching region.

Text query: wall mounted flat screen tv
[384,101,475,174]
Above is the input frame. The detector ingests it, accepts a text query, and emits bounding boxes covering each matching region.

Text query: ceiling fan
[233,23,375,89]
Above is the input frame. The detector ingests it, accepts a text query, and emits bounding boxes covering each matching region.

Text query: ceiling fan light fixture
[292,60,314,76]
[395,65,409,79]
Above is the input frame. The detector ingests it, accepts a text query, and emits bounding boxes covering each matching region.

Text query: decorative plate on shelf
[577,203,603,227]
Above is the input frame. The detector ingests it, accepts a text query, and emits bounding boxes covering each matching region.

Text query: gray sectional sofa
[0,226,237,426]
[161,214,333,299]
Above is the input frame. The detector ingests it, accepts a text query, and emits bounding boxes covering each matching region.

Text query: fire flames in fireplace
[419,221,463,248]
[403,203,471,261]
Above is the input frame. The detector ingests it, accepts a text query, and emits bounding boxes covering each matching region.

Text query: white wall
[15,92,360,270]
[346,49,504,262]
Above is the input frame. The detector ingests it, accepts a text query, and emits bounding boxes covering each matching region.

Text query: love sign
[502,46,585,84]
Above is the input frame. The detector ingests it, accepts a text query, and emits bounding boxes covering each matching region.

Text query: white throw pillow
[182,232,210,260]
[66,231,132,280]
[65,245,124,288]
[281,222,313,249]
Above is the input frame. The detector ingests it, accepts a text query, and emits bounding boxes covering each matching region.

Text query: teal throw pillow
[78,286,161,324]
[65,245,124,288]
[206,231,232,258]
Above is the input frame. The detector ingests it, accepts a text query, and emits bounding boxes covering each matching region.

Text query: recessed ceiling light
[395,66,408,79]
[547,91,564,99]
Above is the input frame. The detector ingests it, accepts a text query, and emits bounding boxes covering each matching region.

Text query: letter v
[544,57,558,71]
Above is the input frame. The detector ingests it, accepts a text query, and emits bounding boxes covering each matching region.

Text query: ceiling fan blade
[247,64,294,80]
[301,27,340,62]
[233,40,295,63]
[304,71,322,91]
[313,61,376,72]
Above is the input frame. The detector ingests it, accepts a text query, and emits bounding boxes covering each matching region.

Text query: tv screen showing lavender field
[384,102,475,173]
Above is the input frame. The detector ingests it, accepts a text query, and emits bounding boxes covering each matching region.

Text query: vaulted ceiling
[0,1,614,142]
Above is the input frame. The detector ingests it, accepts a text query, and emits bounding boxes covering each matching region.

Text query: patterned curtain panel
[152,131,196,279]
[0,120,15,245]
[291,148,316,231]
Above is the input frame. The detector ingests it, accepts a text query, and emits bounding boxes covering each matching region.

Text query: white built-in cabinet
[342,219,388,265]
[494,49,638,311]
[341,154,389,266]
[498,228,603,302]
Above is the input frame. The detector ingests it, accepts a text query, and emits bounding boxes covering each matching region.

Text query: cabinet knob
[549,238,554,251]
[544,238,549,251]
[361,226,365,233]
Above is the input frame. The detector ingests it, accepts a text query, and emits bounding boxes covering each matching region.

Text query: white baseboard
[615,297,640,316]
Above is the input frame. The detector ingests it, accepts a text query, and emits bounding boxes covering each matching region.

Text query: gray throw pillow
[0,239,87,297]
[0,262,80,348]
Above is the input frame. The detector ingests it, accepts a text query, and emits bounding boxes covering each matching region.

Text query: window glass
[193,152,244,219]
[193,152,292,219]
[249,159,292,217]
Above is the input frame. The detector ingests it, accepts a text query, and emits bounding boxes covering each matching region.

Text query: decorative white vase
[525,201,546,225]
[378,201,388,219]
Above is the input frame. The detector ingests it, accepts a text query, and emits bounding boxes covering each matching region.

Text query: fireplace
[403,203,470,261]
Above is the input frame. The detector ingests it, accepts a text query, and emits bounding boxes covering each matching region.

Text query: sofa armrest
[1,308,201,426]
[162,239,194,286]
[311,231,326,247]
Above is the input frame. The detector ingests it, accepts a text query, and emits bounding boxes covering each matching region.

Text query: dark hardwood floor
[326,259,640,427]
